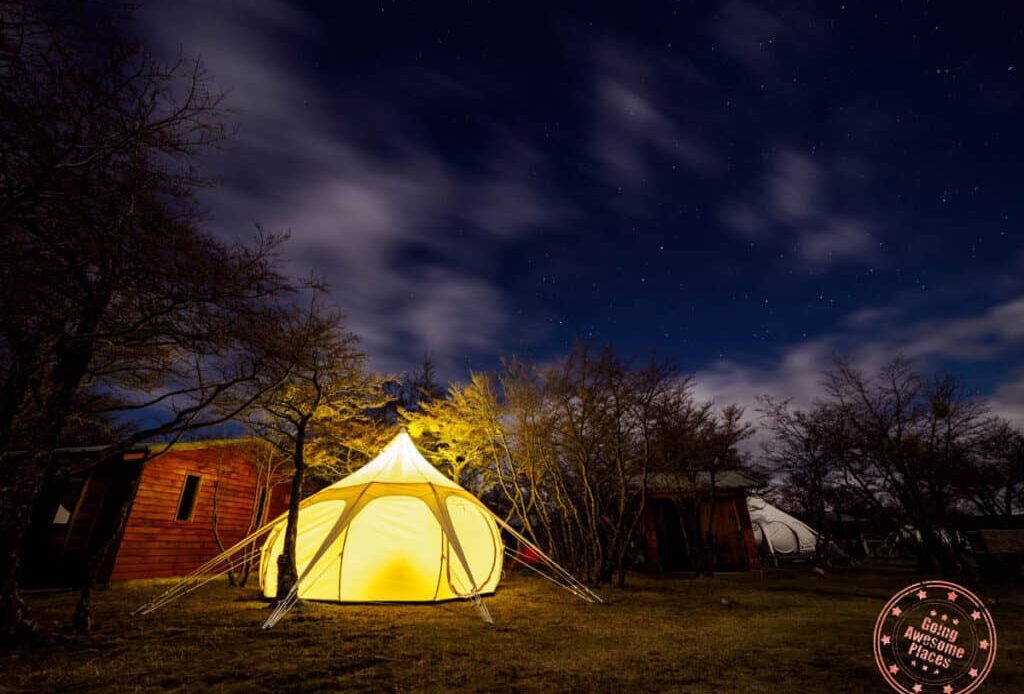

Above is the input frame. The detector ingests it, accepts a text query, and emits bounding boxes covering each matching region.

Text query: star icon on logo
[943,685,954,694]
[979,639,989,650]
[891,606,902,617]
[881,635,891,645]
[947,591,958,601]
[912,685,922,693]
[916,589,927,600]
[971,610,982,621]
[969,668,979,678]
[888,664,899,675]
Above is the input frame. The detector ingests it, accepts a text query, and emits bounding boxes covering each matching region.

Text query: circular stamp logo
[873,580,997,693]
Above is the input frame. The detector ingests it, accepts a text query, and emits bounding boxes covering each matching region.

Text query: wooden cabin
[21,439,289,587]
[640,470,761,572]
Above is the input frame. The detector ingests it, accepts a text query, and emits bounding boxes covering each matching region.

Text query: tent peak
[327,428,461,491]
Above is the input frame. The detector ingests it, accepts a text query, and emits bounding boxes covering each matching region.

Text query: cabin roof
[642,469,761,493]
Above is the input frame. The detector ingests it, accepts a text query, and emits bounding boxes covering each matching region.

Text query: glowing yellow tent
[258,430,502,606]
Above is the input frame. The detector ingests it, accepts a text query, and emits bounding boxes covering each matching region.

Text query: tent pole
[489,514,602,603]
[132,518,284,615]
[428,484,493,624]
[504,548,596,603]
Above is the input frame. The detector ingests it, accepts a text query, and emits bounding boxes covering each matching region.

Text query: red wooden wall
[110,442,289,581]
[641,491,760,572]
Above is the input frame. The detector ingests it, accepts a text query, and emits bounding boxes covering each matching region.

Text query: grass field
[3,561,1022,692]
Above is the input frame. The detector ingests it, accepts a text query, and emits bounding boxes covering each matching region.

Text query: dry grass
[3,561,1023,692]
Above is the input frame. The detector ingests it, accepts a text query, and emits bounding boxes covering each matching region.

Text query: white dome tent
[747,496,819,563]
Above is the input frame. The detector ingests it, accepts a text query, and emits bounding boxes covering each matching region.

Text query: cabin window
[254,488,269,524]
[176,474,202,521]
[52,503,72,525]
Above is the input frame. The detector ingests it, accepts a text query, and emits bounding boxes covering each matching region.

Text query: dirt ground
[3,561,1022,692]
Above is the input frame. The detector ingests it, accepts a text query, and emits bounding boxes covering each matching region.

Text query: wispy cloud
[139,0,562,375]
[708,0,822,75]
[592,42,720,197]
[694,295,1024,437]
[991,375,1024,425]
[721,146,878,266]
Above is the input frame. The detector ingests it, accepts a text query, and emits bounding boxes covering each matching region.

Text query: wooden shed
[640,470,761,572]
[21,439,289,587]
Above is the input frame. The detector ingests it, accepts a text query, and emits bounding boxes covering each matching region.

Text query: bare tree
[209,439,289,587]
[239,295,376,602]
[693,404,755,576]
[0,1,297,641]
[823,358,989,578]
[758,397,845,563]
[410,345,695,586]
[952,419,1024,521]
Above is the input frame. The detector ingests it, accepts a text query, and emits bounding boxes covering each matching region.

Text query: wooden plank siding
[642,491,760,572]
[110,442,289,581]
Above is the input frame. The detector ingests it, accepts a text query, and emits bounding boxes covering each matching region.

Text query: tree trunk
[210,450,237,587]
[7,300,108,642]
[72,460,145,634]
[0,337,39,449]
[813,493,831,569]
[0,454,51,647]
[276,423,306,601]
[703,481,719,577]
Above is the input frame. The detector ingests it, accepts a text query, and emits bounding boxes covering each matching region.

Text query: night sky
[139,1,1023,423]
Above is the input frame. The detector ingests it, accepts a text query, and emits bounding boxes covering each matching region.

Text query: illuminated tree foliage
[407,345,751,585]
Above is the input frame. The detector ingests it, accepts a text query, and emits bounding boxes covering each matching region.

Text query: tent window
[254,488,268,524]
[176,475,202,521]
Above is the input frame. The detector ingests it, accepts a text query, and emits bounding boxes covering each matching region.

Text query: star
[953,618,959,625]
[931,610,937,616]
[892,606,902,616]
[947,591,958,601]
[971,610,981,621]
[969,668,979,678]
[888,664,899,674]
[979,639,989,650]
[881,635,891,645]
[923,665,929,672]
[917,589,927,600]
[912,686,922,693]
[941,613,948,621]
[943,686,953,694]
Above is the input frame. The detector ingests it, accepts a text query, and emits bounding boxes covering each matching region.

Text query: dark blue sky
[140,1,1024,423]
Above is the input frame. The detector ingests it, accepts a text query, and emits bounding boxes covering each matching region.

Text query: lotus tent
[747,496,818,561]
[259,430,502,605]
